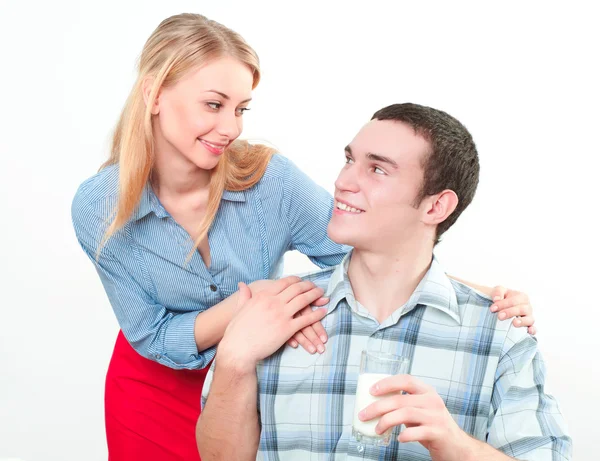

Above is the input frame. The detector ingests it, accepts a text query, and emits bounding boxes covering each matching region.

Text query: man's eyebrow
[345,146,398,168]
[204,90,252,104]
[367,153,398,168]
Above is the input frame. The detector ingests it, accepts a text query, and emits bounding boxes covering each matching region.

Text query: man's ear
[142,76,161,115]
[422,189,458,226]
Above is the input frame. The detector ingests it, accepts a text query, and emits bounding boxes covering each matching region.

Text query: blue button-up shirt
[71,154,349,369]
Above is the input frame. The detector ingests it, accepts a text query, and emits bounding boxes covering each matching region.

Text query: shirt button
[209,284,218,292]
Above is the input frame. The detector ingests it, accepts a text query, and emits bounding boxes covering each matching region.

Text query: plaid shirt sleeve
[487,326,572,460]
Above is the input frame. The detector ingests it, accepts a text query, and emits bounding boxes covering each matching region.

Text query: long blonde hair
[99,13,274,256]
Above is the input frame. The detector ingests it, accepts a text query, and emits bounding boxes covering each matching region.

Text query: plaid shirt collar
[325,250,461,327]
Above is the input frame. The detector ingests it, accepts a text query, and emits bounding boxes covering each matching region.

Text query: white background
[1,1,598,460]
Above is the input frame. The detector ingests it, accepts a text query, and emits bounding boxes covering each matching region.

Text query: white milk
[352,372,391,437]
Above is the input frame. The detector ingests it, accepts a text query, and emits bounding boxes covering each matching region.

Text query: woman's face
[151,56,254,171]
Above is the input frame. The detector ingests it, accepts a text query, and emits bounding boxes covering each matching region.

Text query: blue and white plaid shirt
[202,253,571,460]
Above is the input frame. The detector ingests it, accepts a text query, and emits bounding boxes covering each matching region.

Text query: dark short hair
[371,103,479,243]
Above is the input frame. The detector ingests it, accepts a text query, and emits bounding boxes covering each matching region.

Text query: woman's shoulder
[71,164,119,223]
[261,153,290,181]
[260,153,310,184]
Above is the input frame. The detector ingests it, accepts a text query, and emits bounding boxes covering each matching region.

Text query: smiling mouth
[335,200,364,214]
[198,138,228,154]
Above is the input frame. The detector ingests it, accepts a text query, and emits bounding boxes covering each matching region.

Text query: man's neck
[347,238,434,323]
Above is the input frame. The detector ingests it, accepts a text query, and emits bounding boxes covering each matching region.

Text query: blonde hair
[99,13,275,257]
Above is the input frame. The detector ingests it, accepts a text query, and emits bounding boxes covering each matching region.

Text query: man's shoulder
[448,278,530,344]
[450,278,494,309]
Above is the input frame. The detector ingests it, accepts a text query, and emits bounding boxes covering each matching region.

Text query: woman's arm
[193,277,315,351]
[281,155,350,268]
[72,196,324,369]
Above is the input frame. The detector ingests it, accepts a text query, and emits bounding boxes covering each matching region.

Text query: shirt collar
[131,186,246,222]
[132,184,166,221]
[401,256,461,323]
[324,252,352,314]
[221,190,246,202]
[324,251,461,325]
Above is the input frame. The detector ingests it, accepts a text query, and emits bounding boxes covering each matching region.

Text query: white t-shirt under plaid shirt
[201,254,572,460]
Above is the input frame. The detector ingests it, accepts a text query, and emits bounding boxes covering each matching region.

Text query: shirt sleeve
[487,327,572,460]
[282,156,351,268]
[72,195,211,370]
[201,361,216,410]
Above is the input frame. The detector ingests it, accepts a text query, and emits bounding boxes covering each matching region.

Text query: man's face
[327,119,430,251]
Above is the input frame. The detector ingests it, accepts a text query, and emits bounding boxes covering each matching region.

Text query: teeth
[201,140,225,149]
[336,201,363,213]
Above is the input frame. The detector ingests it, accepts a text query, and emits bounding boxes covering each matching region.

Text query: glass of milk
[352,350,410,447]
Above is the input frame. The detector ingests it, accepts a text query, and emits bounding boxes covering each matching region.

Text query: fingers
[288,304,328,353]
[303,305,328,343]
[279,280,320,305]
[371,374,433,396]
[376,407,432,435]
[491,300,535,330]
[291,331,317,354]
[496,304,532,321]
[292,307,327,332]
[237,282,252,309]
[359,393,429,422]
[298,324,325,353]
[262,276,303,296]
[490,285,508,302]
[285,286,326,316]
[528,325,537,335]
[512,314,535,328]
[490,292,529,312]
[397,425,440,444]
[294,306,326,351]
[312,297,330,307]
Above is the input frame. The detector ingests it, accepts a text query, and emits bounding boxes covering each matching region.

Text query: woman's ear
[142,76,161,115]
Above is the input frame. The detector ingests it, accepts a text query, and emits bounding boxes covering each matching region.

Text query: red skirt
[105,331,209,460]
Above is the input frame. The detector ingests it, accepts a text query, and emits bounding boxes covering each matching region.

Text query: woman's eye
[207,102,221,110]
[236,107,250,116]
[373,167,385,175]
[345,157,354,164]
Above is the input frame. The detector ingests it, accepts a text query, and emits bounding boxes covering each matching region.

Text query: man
[197,103,571,460]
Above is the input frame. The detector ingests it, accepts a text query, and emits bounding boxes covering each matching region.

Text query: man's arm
[462,436,521,461]
[196,280,328,460]
[486,327,572,460]
[357,326,571,460]
[196,350,260,461]
[358,374,521,461]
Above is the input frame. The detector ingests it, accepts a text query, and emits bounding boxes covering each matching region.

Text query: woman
[72,13,535,461]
